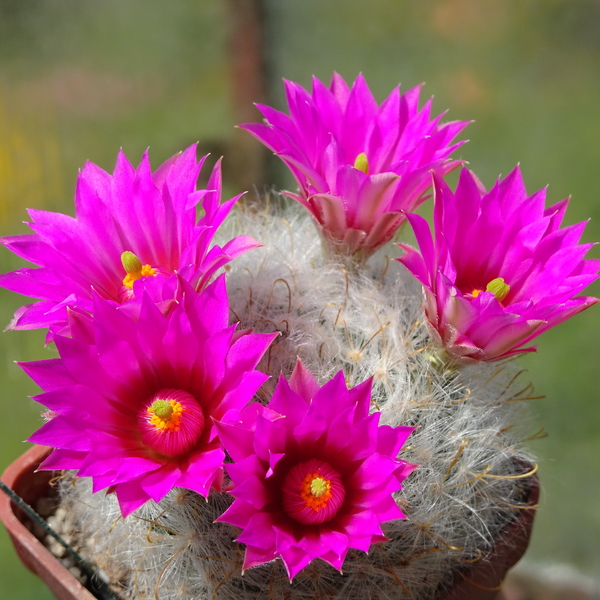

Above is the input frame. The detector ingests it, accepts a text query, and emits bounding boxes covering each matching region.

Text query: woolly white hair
[56,199,538,599]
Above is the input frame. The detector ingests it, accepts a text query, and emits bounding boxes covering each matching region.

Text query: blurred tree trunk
[227,0,272,198]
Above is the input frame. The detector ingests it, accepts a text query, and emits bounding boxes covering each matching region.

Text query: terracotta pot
[1,444,537,600]
[0,444,96,600]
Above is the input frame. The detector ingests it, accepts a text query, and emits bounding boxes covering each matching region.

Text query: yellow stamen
[310,477,329,498]
[300,472,332,511]
[121,251,142,275]
[471,277,510,302]
[147,399,185,433]
[353,152,369,174]
[150,399,173,420]
[121,251,157,289]
[485,277,510,302]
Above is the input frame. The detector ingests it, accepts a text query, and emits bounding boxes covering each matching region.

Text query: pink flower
[216,359,416,580]
[242,73,468,258]
[397,167,600,362]
[0,145,259,337]
[24,276,277,516]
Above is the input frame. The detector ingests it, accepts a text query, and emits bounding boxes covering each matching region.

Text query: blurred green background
[1,1,599,597]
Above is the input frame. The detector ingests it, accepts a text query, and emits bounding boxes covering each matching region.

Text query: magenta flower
[0,145,259,337]
[397,167,600,362]
[216,359,416,580]
[242,73,469,258]
[23,276,277,516]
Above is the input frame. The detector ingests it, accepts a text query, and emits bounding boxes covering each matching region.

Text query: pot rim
[0,443,96,600]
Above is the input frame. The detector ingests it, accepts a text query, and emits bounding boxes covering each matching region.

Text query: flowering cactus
[0,145,259,338]
[2,74,596,599]
[242,73,468,258]
[397,167,600,362]
[25,276,276,516]
[47,203,546,599]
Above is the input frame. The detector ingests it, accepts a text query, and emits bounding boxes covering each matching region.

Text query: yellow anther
[300,472,332,511]
[310,477,329,498]
[121,251,157,289]
[471,278,510,302]
[485,277,510,302]
[353,152,369,174]
[146,399,184,433]
[121,251,143,276]
[150,399,173,421]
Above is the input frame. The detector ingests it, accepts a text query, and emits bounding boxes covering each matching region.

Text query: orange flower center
[300,472,332,512]
[121,251,157,289]
[281,458,345,525]
[137,389,205,458]
[147,399,185,433]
